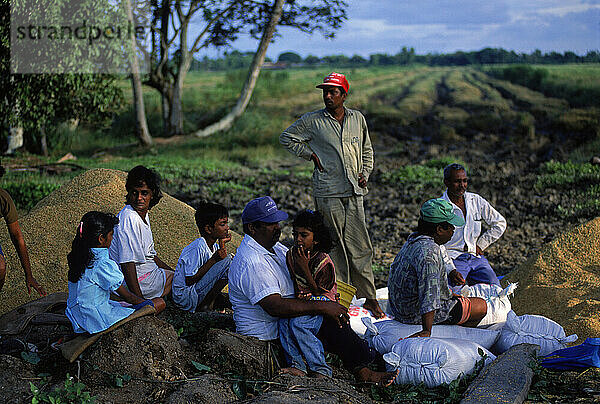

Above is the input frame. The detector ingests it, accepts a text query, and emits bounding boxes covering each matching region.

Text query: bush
[1,180,62,211]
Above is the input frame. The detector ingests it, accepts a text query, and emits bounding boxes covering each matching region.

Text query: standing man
[441,163,507,286]
[279,72,383,318]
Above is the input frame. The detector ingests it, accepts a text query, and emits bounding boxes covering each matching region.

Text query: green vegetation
[30,374,96,404]
[536,161,600,219]
[381,158,468,191]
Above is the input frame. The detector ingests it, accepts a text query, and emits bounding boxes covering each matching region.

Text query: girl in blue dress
[65,211,165,334]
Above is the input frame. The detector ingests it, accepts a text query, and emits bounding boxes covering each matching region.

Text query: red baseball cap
[316,72,349,93]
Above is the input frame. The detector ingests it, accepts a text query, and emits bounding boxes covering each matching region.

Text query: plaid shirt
[388,233,456,324]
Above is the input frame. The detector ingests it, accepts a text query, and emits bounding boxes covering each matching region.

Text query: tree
[124,0,153,146]
[2,0,128,154]
[193,0,285,138]
[304,55,321,65]
[277,51,302,64]
[145,0,347,137]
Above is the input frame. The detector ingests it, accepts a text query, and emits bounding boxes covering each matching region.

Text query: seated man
[388,199,487,337]
[109,166,174,299]
[441,163,506,287]
[228,196,396,385]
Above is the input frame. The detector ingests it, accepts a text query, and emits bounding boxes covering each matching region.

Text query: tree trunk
[124,0,153,146]
[40,125,48,157]
[192,0,285,138]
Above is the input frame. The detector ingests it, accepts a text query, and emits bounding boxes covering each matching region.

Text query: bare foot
[363,298,385,319]
[279,367,307,377]
[356,367,399,387]
[308,371,329,379]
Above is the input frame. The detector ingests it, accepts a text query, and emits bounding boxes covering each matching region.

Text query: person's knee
[152,297,166,313]
[469,297,487,321]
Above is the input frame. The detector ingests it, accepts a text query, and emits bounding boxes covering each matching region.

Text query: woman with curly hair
[109,166,174,299]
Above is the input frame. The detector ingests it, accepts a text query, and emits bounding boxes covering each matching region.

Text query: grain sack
[362,317,500,354]
[493,310,578,356]
[0,169,242,314]
[459,283,517,328]
[349,287,391,337]
[383,337,495,388]
[502,217,600,343]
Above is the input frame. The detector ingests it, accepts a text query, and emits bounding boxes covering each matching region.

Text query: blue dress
[65,248,134,334]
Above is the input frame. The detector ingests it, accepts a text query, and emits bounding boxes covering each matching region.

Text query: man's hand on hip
[311,153,324,172]
[358,173,367,188]
[448,269,465,286]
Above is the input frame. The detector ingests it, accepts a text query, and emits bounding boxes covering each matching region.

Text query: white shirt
[172,237,217,312]
[228,234,294,341]
[441,190,507,260]
[109,205,165,299]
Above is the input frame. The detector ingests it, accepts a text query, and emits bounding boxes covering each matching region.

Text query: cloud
[221,0,597,58]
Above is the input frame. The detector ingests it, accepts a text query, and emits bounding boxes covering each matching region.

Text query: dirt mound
[0,168,242,314]
[83,316,185,381]
[503,217,600,342]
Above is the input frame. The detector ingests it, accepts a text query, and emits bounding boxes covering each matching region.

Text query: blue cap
[241,196,288,224]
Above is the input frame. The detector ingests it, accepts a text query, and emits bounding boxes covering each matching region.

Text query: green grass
[535,161,600,219]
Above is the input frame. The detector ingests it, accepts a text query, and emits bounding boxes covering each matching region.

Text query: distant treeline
[191,47,600,71]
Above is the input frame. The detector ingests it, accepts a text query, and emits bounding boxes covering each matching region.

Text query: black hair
[443,163,467,180]
[0,164,5,179]
[195,201,228,236]
[292,210,333,253]
[125,165,163,209]
[416,218,453,237]
[67,211,119,283]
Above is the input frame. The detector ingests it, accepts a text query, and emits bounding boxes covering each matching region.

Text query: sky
[210,0,600,59]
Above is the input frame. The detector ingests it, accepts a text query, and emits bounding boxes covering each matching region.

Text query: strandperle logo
[10,0,152,74]
[14,20,146,46]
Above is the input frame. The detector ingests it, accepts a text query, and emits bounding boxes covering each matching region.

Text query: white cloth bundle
[493,310,578,356]
[383,337,495,387]
[362,317,500,354]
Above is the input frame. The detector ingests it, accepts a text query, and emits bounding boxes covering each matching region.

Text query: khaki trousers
[314,195,376,299]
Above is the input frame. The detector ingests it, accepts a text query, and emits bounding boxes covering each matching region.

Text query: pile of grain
[504,217,600,342]
[0,169,241,314]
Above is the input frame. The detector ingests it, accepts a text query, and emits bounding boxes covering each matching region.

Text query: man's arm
[7,221,46,296]
[258,294,348,327]
[408,310,434,338]
[475,196,507,252]
[279,117,314,161]
[360,114,374,181]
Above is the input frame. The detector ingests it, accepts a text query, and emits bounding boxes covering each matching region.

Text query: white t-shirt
[228,235,294,340]
[109,205,166,299]
[172,237,217,312]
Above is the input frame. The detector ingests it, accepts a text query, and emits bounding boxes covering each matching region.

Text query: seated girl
[278,210,338,378]
[65,211,165,335]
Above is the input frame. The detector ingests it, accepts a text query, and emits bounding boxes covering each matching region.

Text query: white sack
[349,287,391,337]
[493,310,578,356]
[362,317,500,354]
[460,283,517,327]
[351,287,390,313]
[383,337,495,388]
[348,305,390,338]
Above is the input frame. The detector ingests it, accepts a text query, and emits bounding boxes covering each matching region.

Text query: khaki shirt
[280,107,374,197]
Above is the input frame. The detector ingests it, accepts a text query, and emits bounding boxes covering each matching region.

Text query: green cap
[420,198,465,227]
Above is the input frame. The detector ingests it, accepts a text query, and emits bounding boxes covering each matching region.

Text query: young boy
[172,201,231,312]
